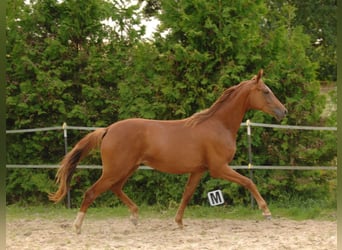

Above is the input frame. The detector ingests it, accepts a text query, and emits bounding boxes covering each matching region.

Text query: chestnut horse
[49,69,287,234]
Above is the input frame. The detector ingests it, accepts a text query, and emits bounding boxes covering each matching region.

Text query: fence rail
[247,121,337,131]
[6,121,337,208]
[6,122,337,134]
[6,121,337,171]
[5,164,337,171]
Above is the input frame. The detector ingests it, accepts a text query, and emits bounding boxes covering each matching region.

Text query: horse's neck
[213,90,249,134]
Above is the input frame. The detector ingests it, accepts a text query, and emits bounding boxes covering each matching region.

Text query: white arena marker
[207,190,224,206]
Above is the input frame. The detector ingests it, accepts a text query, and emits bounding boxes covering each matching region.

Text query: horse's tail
[49,127,108,203]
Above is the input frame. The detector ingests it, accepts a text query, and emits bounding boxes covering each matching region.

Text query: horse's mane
[185,80,249,127]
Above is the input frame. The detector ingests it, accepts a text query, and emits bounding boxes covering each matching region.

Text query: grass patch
[6,204,76,221]
[6,202,336,222]
[268,204,336,221]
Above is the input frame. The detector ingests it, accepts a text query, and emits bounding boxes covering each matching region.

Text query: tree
[6,0,336,206]
[287,0,336,82]
[146,0,336,204]
[6,0,145,160]
[6,0,145,204]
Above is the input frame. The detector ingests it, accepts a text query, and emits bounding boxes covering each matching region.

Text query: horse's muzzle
[274,108,288,121]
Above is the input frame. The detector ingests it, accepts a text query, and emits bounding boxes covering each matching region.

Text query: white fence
[6,120,337,171]
[6,120,337,208]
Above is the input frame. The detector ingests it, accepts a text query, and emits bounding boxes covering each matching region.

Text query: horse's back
[101,118,150,152]
[100,118,208,174]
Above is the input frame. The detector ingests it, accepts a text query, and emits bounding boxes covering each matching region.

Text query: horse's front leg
[210,164,271,219]
[175,171,204,228]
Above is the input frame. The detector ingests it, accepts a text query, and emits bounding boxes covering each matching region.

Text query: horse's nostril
[284,109,288,115]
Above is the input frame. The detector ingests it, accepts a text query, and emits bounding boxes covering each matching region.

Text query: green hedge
[6,166,336,209]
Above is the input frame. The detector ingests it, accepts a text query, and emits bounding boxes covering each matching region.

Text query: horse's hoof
[262,211,272,220]
[264,214,272,220]
[73,212,85,234]
[175,221,184,229]
[73,224,81,234]
[130,215,138,226]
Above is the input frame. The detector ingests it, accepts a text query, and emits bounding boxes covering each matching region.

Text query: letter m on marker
[207,190,224,206]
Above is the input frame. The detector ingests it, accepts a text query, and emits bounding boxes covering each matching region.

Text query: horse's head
[248,69,287,121]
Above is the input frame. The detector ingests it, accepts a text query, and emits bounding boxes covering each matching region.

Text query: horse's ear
[256,69,263,83]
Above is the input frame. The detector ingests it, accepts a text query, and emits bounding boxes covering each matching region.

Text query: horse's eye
[263,89,270,95]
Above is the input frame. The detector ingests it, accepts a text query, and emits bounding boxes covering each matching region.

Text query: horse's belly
[142,147,206,174]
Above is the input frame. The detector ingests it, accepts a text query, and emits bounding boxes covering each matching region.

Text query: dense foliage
[6,0,336,208]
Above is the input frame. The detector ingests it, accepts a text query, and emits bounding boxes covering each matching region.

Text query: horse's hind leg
[110,167,139,225]
[112,188,139,225]
[73,175,115,234]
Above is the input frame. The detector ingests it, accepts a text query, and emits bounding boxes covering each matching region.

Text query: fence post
[246,119,255,208]
[63,122,71,209]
